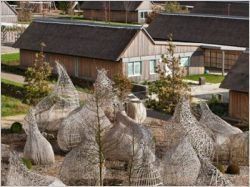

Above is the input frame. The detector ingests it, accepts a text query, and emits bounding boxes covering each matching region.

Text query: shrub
[225,164,240,174]
[214,163,225,173]
[113,74,132,101]
[148,35,189,114]
[10,122,23,133]
[24,43,52,105]
[21,158,32,169]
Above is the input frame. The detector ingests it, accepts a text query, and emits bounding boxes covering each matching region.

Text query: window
[180,57,190,67]
[128,61,142,76]
[140,11,148,19]
[149,60,157,74]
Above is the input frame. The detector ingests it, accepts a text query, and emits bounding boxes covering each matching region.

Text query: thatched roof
[81,1,142,11]
[147,13,249,48]
[220,52,249,92]
[191,1,249,17]
[13,19,142,61]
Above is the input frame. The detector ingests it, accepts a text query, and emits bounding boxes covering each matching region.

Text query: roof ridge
[33,18,143,30]
[159,13,249,20]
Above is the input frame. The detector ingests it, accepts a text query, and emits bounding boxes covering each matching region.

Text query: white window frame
[127,61,142,77]
[149,59,157,74]
[180,56,190,67]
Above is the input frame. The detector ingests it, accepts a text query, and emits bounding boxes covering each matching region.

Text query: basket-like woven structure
[34,62,80,132]
[130,162,163,186]
[57,103,112,151]
[5,151,64,186]
[172,97,214,159]
[199,102,242,145]
[23,108,55,165]
[59,142,104,186]
[125,94,147,123]
[163,138,201,185]
[103,111,155,164]
[57,69,114,151]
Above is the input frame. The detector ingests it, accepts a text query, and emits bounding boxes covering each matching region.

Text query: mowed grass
[1,95,29,117]
[1,78,24,87]
[1,53,20,65]
[184,74,225,84]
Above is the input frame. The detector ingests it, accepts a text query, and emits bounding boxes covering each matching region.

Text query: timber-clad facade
[220,53,249,121]
[14,13,248,83]
[81,1,153,23]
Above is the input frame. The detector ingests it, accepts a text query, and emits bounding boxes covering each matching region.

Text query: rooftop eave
[154,40,247,51]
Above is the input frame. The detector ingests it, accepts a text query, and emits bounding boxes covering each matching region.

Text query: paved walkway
[190,83,229,102]
[2,72,25,83]
[1,45,19,54]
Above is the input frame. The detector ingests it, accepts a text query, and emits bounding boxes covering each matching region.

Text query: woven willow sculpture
[57,69,114,151]
[165,97,232,186]
[172,97,214,158]
[5,151,64,186]
[197,157,233,186]
[103,111,162,186]
[125,94,147,123]
[59,142,103,185]
[130,162,163,186]
[199,102,242,145]
[23,108,55,165]
[34,61,80,132]
[163,138,201,185]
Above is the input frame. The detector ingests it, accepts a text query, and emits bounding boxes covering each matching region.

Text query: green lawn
[1,78,24,87]
[1,95,29,117]
[1,53,20,65]
[184,74,225,84]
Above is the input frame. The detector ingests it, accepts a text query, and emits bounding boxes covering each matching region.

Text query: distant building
[147,13,249,73]
[81,1,153,23]
[191,1,249,17]
[1,1,18,23]
[220,52,249,121]
[14,18,211,82]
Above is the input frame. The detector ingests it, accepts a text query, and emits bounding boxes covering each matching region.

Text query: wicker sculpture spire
[6,151,64,186]
[34,61,80,132]
[23,108,55,165]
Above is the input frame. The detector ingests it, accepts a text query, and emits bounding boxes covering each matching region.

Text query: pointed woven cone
[199,102,242,145]
[59,142,104,186]
[163,138,201,186]
[23,108,55,165]
[5,151,64,186]
[34,61,80,132]
[172,97,214,159]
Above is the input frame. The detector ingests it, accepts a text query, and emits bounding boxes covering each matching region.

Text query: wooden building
[1,1,18,23]
[81,1,153,23]
[191,1,249,17]
[147,13,249,73]
[14,19,205,82]
[220,52,249,121]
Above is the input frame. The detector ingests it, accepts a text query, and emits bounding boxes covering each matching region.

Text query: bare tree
[123,1,133,23]
[103,1,109,22]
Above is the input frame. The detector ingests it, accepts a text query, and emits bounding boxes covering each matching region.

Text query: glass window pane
[134,61,141,75]
[128,62,134,76]
[180,57,189,67]
[150,60,156,73]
